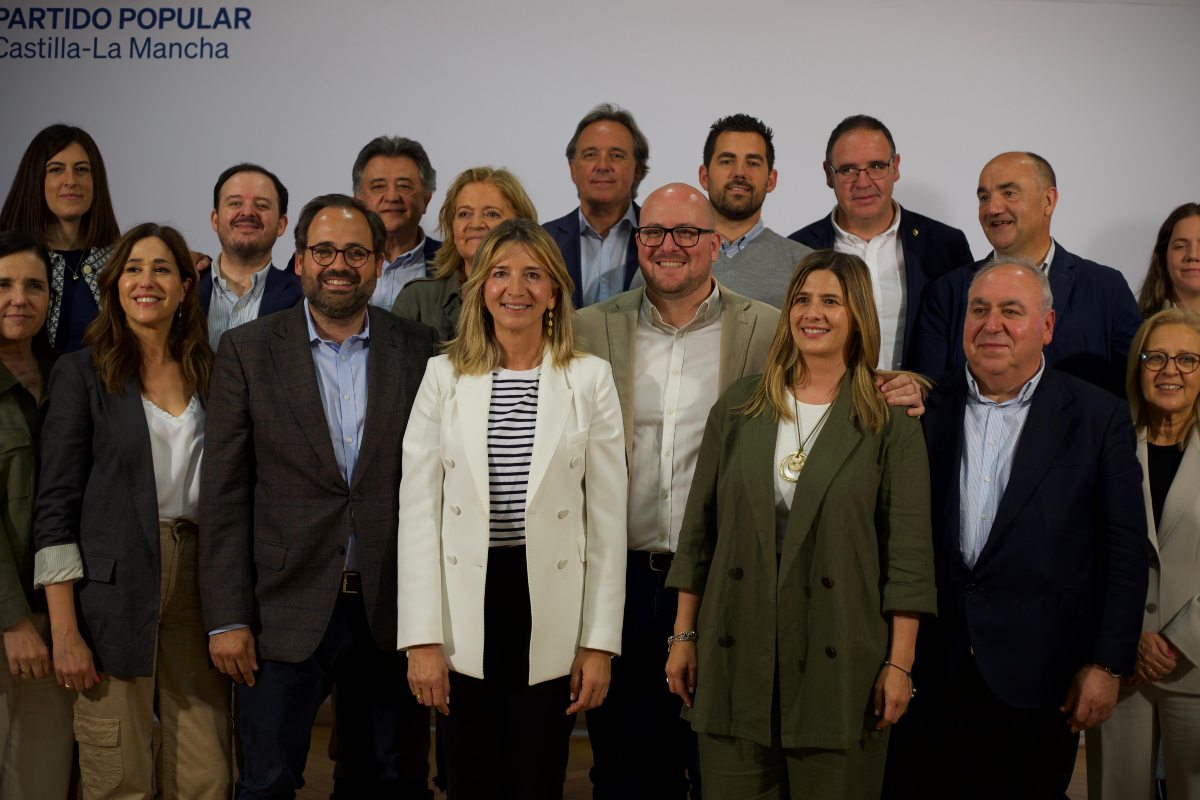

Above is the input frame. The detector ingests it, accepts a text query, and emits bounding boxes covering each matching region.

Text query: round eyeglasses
[306,244,372,268]
[1140,350,1200,373]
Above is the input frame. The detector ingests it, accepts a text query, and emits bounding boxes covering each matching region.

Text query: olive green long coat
[666,376,937,750]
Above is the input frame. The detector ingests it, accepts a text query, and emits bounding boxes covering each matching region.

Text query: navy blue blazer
[199,261,304,319]
[910,244,1142,395]
[920,366,1147,709]
[544,204,641,310]
[788,207,972,370]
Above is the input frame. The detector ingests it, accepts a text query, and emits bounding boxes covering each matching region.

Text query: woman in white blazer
[1087,308,1200,799]
[398,219,626,799]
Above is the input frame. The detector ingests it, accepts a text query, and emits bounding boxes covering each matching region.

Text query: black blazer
[199,305,438,662]
[34,350,175,677]
[920,366,1148,709]
[788,207,973,370]
[544,204,641,310]
[911,244,1143,395]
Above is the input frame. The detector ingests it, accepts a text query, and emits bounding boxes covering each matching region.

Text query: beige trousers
[74,520,232,800]
[0,612,75,800]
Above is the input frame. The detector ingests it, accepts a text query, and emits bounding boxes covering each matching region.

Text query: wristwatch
[1096,663,1122,679]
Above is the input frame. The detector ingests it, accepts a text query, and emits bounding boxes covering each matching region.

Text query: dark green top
[391,274,462,343]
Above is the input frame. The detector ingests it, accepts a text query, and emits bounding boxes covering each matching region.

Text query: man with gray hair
[545,103,649,309]
[912,151,1141,395]
[885,258,1147,798]
[352,135,441,310]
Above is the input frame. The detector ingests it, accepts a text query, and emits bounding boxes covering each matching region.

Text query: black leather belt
[629,550,674,573]
[340,571,362,594]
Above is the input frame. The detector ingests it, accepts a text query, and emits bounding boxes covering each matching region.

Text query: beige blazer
[396,352,627,683]
[1138,429,1200,693]
[573,283,779,459]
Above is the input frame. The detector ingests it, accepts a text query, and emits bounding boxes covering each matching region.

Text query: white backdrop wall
[2,0,1198,289]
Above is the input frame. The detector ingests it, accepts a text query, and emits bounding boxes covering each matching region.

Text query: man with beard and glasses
[699,113,812,308]
[789,115,973,370]
[200,194,438,799]
[201,163,303,348]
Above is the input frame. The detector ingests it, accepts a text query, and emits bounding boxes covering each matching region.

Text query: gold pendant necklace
[779,396,832,483]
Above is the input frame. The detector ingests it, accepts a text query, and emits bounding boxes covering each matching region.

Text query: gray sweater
[709,228,813,309]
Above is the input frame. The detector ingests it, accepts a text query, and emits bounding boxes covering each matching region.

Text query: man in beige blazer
[574,183,778,799]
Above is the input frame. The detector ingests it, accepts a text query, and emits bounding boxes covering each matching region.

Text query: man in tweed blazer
[199,194,438,798]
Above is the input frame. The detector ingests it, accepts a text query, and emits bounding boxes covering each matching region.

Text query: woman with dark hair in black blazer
[32,223,231,799]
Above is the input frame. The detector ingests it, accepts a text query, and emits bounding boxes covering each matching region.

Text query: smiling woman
[0,125,121,353]
[32,223,231,799]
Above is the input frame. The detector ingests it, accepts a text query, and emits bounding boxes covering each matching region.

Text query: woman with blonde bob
[397,219,626,798]
[665,250,936,798]
[33,223,230,799]
[1086,308,1200,798]
[392,166,538,341]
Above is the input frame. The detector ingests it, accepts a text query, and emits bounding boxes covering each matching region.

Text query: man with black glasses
[789,115,972,370]
[575,183,779,799]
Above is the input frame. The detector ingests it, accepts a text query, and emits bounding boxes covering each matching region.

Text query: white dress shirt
[831,204,907,370]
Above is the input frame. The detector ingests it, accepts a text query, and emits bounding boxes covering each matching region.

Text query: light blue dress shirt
[207,257,273,349]
[719,218,765,258]
[958,358,1045,568]
[303,300,370,570]
[369,233,431,311]
[579,204,637,306]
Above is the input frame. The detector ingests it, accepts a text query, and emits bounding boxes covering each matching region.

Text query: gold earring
[546,307,554,333]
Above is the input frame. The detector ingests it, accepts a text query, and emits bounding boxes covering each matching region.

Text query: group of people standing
[0,108,1195,800]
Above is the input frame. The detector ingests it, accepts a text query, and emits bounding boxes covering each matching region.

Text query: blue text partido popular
[0,6,251,31]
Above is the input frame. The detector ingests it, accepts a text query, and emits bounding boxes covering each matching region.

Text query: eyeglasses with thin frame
[829,157,894,184]
[1140,350,1200,373]
[635,226,715,248]
[306,244,373,269]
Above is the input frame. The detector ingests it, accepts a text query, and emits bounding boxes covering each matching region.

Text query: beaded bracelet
[882,660,917,697]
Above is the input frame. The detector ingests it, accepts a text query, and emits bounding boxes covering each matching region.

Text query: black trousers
[234,587,432,800]
[586,551,699,800]
[440,545,576,800]
[883,655,1079,800]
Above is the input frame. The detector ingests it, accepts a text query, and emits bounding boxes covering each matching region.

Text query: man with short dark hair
[912,151,1142,395]
[202,163,302,348]
[351,136,441,310]
[886,259,1147,798]
[790,115,972,369]
[700,113,812,308]
[544,104,649,309]
[200,194,437,799]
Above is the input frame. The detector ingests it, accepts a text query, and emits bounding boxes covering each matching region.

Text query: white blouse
[772,399,832,552]
[141,395,204,521]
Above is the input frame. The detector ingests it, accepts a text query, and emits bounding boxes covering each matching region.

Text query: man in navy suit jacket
[202,163,303,347]
[884,261,1147,799]
[911,151,1142,395]
[788,115,972,369]
[544,104,648,309]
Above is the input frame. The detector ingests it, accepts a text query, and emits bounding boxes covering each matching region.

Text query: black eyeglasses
[1140,350,1200,373]
[306,244,373,268]
[829,158,894,184]
[634,226,715,248]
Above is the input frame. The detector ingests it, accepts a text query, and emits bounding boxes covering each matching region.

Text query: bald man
[575,183,779,799]
[911,151,1141,395]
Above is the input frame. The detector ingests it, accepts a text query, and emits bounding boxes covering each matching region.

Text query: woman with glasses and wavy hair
[0,125,121,353]
[392,166,538,342]
[664,250,936,799]
[398,219,625,799]
[1086,308,1200,799]
[32,223,231,799]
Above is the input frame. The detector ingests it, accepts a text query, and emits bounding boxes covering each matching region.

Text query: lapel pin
[912,228,919,237]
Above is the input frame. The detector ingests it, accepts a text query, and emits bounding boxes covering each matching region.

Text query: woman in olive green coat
[665,250,937,799]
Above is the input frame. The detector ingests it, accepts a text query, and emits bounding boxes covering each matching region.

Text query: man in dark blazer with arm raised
[911,151,1142,395]
[885,259,1147,799]
[544,104,648,309]
[199,194,438,799]
[789,115,972,370]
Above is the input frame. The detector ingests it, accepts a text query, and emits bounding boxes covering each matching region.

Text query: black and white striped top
[487,368,540,547]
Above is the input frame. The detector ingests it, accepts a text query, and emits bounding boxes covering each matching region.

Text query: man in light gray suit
[199,194,438,799]
[575,182,779,799]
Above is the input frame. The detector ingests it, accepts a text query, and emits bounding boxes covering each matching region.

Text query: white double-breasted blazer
[1138,429,1200,693]
[397,351,627,684]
